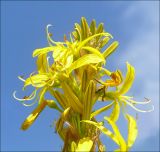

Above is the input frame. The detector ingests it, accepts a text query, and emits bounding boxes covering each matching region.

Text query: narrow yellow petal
[76,137,93,152]
[125,114,138,149]
[67,54,105,74]
[116,62,135,95]
[21,101,47,130]
[104,117,127,151]
[71,141,77,151]
[91,101,114,119]
[109,101,120,122]
[103,41,119,58]
[32,46,55,57]
[82,46,105,61]
[56,107,71,132]
[37,54,48,74]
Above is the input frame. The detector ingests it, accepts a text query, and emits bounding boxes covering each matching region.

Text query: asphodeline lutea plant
[14,17,154,152]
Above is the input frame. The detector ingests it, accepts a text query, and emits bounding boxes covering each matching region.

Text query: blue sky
[1,1,159,151]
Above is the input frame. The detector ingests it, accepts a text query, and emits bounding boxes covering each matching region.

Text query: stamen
[46,24,65,46]
[121,98,154,113]
[18,76,25,82]
[13,89,37,101]
[122,96,151,105]
[22,99,37,107]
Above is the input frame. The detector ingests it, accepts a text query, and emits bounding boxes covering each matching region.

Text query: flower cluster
[14,17,153,152]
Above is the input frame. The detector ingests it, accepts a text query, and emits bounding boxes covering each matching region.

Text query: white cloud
[121,2,159,142]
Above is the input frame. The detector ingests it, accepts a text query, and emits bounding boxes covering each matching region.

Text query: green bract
[14,17,153,152]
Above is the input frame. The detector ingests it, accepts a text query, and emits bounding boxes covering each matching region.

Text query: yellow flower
[14,17,153,152]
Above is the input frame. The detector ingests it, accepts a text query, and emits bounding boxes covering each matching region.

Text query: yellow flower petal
[71,141,77,151]
[90,101,114,119]
[109,101,120,122]
[116,62,135,95]
[76,137,93,152]
[56,107,71,132]
[125,114,138,149]
[104,117,127,151]
[36,54,49,74]
[82,46,105,61]
[32,46,55,57]
[103,41,119,58]
[67,54,105,74]
[21,101,47,130]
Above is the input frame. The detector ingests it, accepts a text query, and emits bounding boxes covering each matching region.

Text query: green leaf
[116,62,135,95]
[76,137,93,152]
[67,54,105,74]
[126,114,138,149]
[103,41,119,58]
[91,101,114,119]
